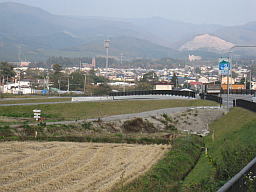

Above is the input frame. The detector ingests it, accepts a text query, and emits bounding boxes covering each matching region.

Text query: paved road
[10,106,222,128]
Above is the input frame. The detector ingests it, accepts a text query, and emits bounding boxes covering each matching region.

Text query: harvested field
[0,142,169,192]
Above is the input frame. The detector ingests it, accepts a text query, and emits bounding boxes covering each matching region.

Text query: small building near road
[221,84,245,90]
[3,81,34,94]
[221,77,235,85]
[154,82,174,90]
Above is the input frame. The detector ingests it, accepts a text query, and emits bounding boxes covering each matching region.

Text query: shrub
[81,121,93,130]
[122,118,156,133]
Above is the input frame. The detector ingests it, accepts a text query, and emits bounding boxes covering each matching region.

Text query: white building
[198,77,209,84]
[3,81,34,94]
[221,77,235,85]
[251,81,256,90]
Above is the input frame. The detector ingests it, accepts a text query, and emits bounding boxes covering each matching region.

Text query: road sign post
[219,58,231,111]
[33,109,41,121]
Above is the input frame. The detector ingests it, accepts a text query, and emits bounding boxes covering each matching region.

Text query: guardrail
[199,93,222,105]
[221,89,256,95]
[109,90,196,98]
[233,99,256,112]
[218,157,256,192]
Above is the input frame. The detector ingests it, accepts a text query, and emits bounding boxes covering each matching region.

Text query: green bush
[81,121,93,130]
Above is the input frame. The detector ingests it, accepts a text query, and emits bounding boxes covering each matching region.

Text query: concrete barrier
[72,96,113,102]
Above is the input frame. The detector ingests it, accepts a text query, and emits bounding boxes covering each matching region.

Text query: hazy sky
[1,0,256,25]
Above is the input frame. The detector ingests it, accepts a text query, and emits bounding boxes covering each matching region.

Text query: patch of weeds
[38,122,46,127]
[114,133,124,138]
[81,121,93,130]
[23,124,36,136]
[161,113,173,123]
[122,118,156,133]
[166,124,177,131]
[0,126,13,137]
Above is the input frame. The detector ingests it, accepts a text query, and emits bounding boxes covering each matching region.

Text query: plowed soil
[0,142,169,192]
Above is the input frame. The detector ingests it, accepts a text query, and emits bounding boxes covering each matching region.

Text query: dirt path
[0,142,169,192]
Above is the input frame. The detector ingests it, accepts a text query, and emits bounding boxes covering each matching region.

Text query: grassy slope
[0,99,216,121]
[111,136,203,192]
[182,107,256,191]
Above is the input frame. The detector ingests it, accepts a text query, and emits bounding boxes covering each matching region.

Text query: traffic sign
[33,110,41,113]
[219,59,231,71]
[33,109,41,121]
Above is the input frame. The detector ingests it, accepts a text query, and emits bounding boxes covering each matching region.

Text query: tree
[50,64,64,89]
[136,82,153,90]
[141,71,158,82]
[69,71,84,91]
[52,64,62,74]
[0,62,16,83]
[87,69,108,84]
[171,73,178,88]
[195,67,201,74]
[93,84,112,96]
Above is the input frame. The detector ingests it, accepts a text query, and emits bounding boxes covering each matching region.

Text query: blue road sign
[219,59,230,70]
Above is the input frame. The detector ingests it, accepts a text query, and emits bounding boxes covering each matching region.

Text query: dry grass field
[0,142,169,192]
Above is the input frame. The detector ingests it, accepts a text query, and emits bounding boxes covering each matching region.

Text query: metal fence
[200,93,223,104]
[233,99,256,112]
[221,89,256,95]
[218,157,256,192]
[109,90,196,98]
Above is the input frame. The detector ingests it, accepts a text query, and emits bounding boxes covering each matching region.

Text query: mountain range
[1,2,256,61]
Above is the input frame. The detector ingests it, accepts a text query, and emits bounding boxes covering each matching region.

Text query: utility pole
[58,79,61,96]
[227,65,230,111]
[67,77,70,92]
[79,59,82,71]
[83,74,86,95]
[58,79,61,90]
[249,70,252,90]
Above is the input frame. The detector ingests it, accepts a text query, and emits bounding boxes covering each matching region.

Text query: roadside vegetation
[182,107,256,191]
[112,136,203,192]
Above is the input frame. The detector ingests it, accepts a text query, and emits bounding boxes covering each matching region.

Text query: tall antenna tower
[104,40,110,68]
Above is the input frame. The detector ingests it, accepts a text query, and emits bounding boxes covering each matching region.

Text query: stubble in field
[0,142,169,192]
